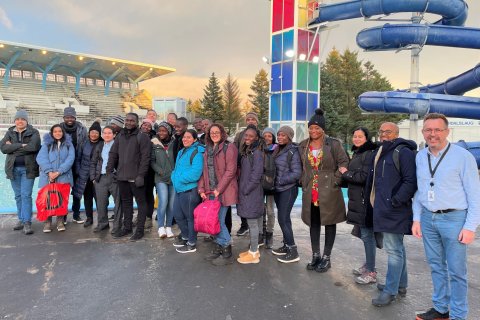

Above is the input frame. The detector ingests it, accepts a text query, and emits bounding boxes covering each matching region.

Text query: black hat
[308,108,326,130]
[89,121,102,133]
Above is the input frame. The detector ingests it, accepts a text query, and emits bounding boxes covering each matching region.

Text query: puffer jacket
[237,148,264,219]
[36,133,75,188]
[73,139,101,198]
[150,137,175,184]
[1,124,41,179]
[171,142,205,193]
[273,143,302,192]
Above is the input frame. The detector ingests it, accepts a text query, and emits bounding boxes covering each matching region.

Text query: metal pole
[409,12,422,143]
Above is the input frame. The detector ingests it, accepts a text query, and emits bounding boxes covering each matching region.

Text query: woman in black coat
[341,127,378,285]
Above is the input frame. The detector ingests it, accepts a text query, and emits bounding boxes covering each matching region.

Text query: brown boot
[237,250,260,264]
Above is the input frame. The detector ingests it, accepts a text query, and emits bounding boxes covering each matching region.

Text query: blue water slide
[415,64,480,95]
[311,0,468,26]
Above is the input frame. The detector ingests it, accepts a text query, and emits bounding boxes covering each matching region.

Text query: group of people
[2,106,479,319]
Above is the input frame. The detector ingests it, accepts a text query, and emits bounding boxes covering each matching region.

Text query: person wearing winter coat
[271,126,303,263]
[106,113,151,241]
[60,106,88,224]
[171,129,204,253]
[298,109,349,273]
[198,123,238,266]
[341,127,378,284]
[0,109,41,235]
[367,122,417,307]
[140,118,156,229]
[262,127,278,248]
[89,125,120,233]
[36,124,75,233]
[72,121,102,228]
[150,122,175,239]
[236,125,264,264]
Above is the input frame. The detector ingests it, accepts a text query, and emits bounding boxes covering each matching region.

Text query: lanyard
[427,143,450,186]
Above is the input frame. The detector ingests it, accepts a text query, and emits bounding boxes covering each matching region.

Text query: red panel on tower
[272,0,283,33]
[283,0,295,29]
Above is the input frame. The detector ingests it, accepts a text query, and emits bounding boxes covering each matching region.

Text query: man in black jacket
[171,117,188,162]
[0,109,41,235]
[106,113,151,241]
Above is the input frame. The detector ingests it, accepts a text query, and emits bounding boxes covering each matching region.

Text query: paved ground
[1,208,479,320]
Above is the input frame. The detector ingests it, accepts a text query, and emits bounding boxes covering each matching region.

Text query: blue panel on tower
[307,93,318,119]
[283,30,294,61]
[271,63,282,92]
[272,34,283,63]
[270,94,281,121]
[282,61,293,91]
[281,92,292,121]
[296,92,307,121]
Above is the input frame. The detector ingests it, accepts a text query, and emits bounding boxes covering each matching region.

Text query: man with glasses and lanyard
[412,113,480,320]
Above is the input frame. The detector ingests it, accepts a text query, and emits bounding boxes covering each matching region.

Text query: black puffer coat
[342,141,377,227]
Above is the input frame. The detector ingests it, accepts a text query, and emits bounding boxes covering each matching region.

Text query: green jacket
[150,137,175,184]
[0,124,41,179]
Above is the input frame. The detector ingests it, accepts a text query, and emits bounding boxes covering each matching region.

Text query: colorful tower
[268,0,320,141]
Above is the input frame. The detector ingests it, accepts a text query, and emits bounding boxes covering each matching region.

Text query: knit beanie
[277,125,294,141]
[63,106,77,118]
[110,115,124,127]
[245,112,259,124]
[14,109,29,123]
[158,121,173,136]
[262,127,277,138]
[89,121,102,133]
[308,108,326,130]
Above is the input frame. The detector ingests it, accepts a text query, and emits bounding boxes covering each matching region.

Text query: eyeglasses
[422,128,447,134]
[210,131,221,136]
[378,130,394,135]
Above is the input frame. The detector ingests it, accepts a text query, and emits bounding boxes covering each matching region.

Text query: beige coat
[299,137,349,226]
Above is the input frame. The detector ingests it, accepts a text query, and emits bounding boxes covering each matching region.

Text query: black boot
[211,245,234,266]
[277,245,300,263]
[306,252,321,270]
[315,255,331,273]
[265,232,273,249]
[204,244,222,261]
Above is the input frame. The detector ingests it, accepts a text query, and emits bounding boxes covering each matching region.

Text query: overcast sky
[1,0,479,101]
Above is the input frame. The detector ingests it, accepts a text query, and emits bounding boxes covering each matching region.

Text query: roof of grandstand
[0,40,175,83]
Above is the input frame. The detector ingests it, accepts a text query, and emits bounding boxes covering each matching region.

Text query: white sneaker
[166,227,174,238]
[158,227,167,239]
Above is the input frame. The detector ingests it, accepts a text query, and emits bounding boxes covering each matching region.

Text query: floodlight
[42,50,47,55]
[285,49,295,58]
[262,56,270,64]
[150,67,153,71]
[0,44,4,48]
[112,62,116,65]
[312,56,320,63]
[79,56,84,61]
[299,53,307,61]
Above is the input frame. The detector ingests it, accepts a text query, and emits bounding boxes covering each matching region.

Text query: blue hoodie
[36,133,75,188]
[171,141,205,193]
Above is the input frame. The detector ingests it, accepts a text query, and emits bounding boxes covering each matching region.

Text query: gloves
[135,176,144,188]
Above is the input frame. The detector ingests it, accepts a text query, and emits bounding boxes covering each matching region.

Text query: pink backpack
[194,198,221,235]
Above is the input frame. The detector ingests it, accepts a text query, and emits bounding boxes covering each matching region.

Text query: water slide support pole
[409,13,422,143]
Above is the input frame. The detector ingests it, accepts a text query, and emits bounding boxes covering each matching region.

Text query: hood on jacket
[42,132,72,145]
[381,137,417,154]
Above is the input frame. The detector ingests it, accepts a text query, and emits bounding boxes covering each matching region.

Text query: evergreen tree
[186,99,203,117]
[320,48,406,142]
[222,73,242,134]
[249,69,270,129]
[201,73,224,123]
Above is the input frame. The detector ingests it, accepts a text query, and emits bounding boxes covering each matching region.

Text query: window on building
[122,82,130,89]
[22,71,33,79]
[79,78,86,85]
[67,76,76,84]
[56,75,65,82]
[46,73,56,82]
[35,72,43,80]
[86,78,94,86]
[96,79,104,87]
[11,70,22,78]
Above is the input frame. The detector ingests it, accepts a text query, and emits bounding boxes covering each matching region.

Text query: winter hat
[245,112,259,124]
[110,115,124,127]
[158,121,173,136]
[277,125,294,141]
[14,109,29,123]
[89,121,102,133]
[142,118,154,126]
[308,108,326,130]
[63,106,77,118]
[262,127,277,138]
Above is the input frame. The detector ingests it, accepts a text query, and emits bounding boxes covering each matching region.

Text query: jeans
[274,186,298,246]
[216,206,231,247]
[156,182,175,228]
[360,227,376,272]
[421,208,468,319]
[265,194,275,233]
[173,188,201,245]
[10,166,35,223]
[382,232,408,295]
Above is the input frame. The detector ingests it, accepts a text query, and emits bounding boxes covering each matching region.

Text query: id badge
[427,190,435,202]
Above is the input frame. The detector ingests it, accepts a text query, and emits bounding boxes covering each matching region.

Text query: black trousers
[144,171,155,219]
[117,181,148,232]
[310,203,337,256]
[83,180,96,219]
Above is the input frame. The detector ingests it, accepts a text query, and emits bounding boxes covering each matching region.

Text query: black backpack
[392,144,417,174]
[261,145,297,192]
